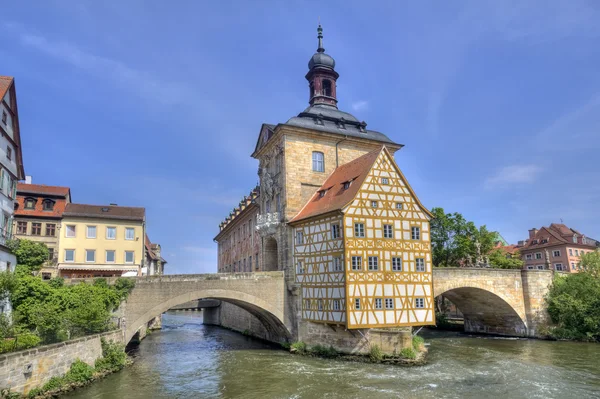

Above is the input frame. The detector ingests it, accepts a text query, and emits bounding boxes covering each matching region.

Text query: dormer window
[343,181,351,190]
[42,199,55,211]
[322,79,332,97]
[541,239,548,244]
[573,235,578,243]
[24,197,36,209]
[319,190,327,198]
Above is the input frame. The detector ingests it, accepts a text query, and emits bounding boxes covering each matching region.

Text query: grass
[400,347,417,359]
[310,344,338,358]
[369,344,384,362]
[290,341,307,354]
[412,335,425,352]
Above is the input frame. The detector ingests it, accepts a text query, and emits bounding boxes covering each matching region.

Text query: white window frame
[85,249,96,263]
[333,257,342,272]
[535,252,542,260]
[312,151,324,172]
[536,265,544,270]
[411,226,421,240]
[296,231,304,245]
[106,250,116,263]
[354,298,361,310]
[415,298,425,309]
[392,257,402,271]
[381,177,389,184]
[86,225,96,239]
[575,249,579,256]
[395,202,403,210]
[124,251,135,264]
[296,260,304,274]
[65,249,75,262]
[317,299,323,311]
[368,256,378,271]
[125,227,135,240]
[371,201,378,208]
[375,298,382,309]
[383,224,393,239]
[331,224,341,239]
[416,258,425,272]
[554,263,563,271]
[333,299,341,311]
[553,250,561,257]
[354,223,365,238]
[569,249,573,256]
[65,225,76,238]
[527,265,534,270]
[106,226,117,240]
[351,256,362,270]
[385,298,394,309]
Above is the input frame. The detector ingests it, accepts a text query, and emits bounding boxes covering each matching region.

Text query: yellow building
[57,204,145,278]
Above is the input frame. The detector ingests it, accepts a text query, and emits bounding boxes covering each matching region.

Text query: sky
[1,1,599,274]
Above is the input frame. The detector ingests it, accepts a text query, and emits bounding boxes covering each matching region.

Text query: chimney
[25,175,32,184]
[528,228,538,239]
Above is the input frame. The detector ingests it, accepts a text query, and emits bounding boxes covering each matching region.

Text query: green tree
[7,239,49,274]
[580,251,600,278]
[488,249,524,269]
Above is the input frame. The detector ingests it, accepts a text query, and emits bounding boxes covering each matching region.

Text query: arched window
[322,79,332,97]
[312,151,324,172]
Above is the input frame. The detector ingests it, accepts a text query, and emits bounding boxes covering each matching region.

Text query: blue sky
[2,1,599,273]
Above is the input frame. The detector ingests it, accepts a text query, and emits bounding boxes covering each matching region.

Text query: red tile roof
[145,234,159,260]
[63,203,145,221]
[0,76,13,100]
[522,223,596,251]
[15,196,68,219]
[17,183,71,198]
[290,147,383,223]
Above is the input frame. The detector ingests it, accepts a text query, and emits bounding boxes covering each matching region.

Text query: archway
[263,237,278,271]
[435,287,528,336]
[125,288,292,344]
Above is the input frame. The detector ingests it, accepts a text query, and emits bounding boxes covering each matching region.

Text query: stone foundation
[204,302,271,341]
[0,330,123,396]
[298,321,412,355]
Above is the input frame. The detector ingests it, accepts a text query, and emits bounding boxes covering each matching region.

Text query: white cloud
[484,164,543,189]
[351,100,369,111]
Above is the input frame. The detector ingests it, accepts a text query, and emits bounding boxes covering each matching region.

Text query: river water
[67,311,600,399]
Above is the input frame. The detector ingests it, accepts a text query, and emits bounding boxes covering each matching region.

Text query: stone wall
[0,330,123,396]
[208,301,271,341]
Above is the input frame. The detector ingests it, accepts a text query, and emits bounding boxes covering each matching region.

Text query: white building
[0,76,26,316]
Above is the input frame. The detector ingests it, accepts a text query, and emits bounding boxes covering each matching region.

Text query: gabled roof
[63,203,145,221]
[0,76,25,180]
[0,76,12,100]
[290,147,382,223]
[522,223,596,250]
[145,234,159,260]
[17,183,71,198]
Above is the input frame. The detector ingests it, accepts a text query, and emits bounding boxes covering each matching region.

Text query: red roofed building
[520,223,598,272]
[144,234,167,276]
[14,182,72,279]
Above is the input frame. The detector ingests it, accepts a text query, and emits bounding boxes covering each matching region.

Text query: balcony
[256,212,281,236]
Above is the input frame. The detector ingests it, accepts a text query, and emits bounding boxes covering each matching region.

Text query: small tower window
[322,79,332,97]
[312,151,324,172]
[309,81,315,98]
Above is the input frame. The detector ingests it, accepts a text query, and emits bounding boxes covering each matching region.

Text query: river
[66,311,600,399]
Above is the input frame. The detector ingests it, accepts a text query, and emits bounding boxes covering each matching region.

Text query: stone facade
[0,330,122,396]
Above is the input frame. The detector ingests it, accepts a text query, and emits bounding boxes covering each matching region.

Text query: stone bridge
[120,268,553,344]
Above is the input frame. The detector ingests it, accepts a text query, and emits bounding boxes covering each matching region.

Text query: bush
[64,360,94,384]
[412,335,424,352]
[42,376,65,392]
[369,344,384,362]
[93,278,108,288]
[95,339,127,372]
[114,278,135,298]
[1,388,22,399]
[48,277,64,289]
[290,341,307,353]
[400,347,417,359]
[27,388,43,398]
[310,344,338,358]
[0,332,41,354]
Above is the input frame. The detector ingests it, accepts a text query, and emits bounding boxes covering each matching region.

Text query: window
[333,299,341,311]
[411,226,420,240]
[319,190,326,198]
[368,256,378,271]
[575,250,579,256]
[45,223,56,236]
[354,223,365,238]
[385,298,394,309]
[304,299,311,309]
[375,298,383,309]
[354,298,361,310]
[322,79,332,97]
[6,146,11,161]
[65,225,76,237]
[42,272,51,281]
[85,249,96,263]
[351,256,362,270]
[395,202,403,210]
[416,258,425,272]
[296,261,304,274]
[331,224,341,239]
[87,225,97,239]
[571,262,576,270]
[16,221,27,234]
[371,201,378,208]
[25,198,35,209]
[553,250,561,257]
[573,235,578,243]
[383,224,393,239]
[343,181,351,190]
[333,257,342,272]
[106,250,115,263]
[535,253,542,260]
[415,298,425,308]
[381,177,389,184]
[312,151,324,172]
[48,248,54,260]
[31,222,41,236]
[125,227,135,240]
[536,265,544,270]
[106,227,116,240]
[125,251,134,264]
[569,249,573,256]
[65,249,75,262]
[317,299,323,311]
[555,263,563,271]
[527,265,534,270]
[296,231,304,245]
[526,254,532,260]
[1,111,6,125]
[40,199,54,211]
[392,257,402,271]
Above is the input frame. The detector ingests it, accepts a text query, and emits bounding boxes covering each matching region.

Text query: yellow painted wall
[57,217,144,270]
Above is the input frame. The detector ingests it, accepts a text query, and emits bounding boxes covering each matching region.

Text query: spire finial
[317,23,324,53]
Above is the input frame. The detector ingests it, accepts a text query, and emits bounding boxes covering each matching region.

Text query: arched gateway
[123,272,292,343]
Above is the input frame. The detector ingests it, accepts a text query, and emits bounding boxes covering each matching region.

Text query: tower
[306,25,339,107]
